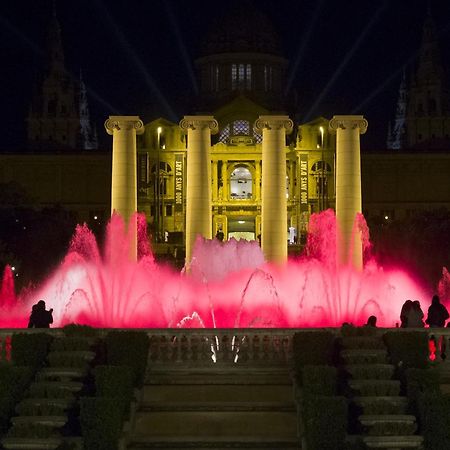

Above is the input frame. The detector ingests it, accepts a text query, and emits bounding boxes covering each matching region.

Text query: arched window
[311,161,331,198]
[152,162,172,195]
[219,120,262,143]
[230,165,252,200]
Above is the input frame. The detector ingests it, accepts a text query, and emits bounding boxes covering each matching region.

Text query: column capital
[104,116,145,135]
[179,116,218,134]
[254,115,293,134]
[329,115,368,135]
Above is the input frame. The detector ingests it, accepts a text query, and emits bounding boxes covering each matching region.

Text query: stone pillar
[255,159,261,201]
[212,160,218,202]
[221,160,228,200]
[180,116,218,264]
[255,115,293,263]
[105,115,144,260]
[329,115,368,269]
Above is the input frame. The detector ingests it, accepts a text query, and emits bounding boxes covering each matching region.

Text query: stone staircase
[1,336,94,450]
[125,366,300,450]
[341,334,424,450]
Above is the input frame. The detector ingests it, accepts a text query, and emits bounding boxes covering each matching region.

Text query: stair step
[345,364,395,379]
[37,367,87,380]
[342,336,385,349]
[342,349,388,364]
[140,401,295,412]
[127,436,301,449]
[11,415,67,427]
[359,415,417,425]
[363,434,423,448]
[133,411,298,438]
[142,384,294,403]
[16,398,74,415]
[352,397,408,414]
[0,437,63,450]
[147,369,291,386]
[349,379,401,396]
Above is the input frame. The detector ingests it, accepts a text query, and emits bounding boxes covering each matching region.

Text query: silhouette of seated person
[365,315,377,327]
[406,300,424,328]
[28,300,53,328]
[426,295,449,328]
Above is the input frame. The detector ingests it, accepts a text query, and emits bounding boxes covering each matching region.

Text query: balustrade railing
[146,329,295,366]
[1,327,450,367]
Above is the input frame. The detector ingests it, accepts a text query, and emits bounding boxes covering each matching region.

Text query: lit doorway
[227,216,255,241]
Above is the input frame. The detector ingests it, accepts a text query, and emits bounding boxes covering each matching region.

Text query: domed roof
[200,1,282,56]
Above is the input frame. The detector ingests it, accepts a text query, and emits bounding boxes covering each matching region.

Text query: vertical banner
[138,153,148,191]
[174,153,184,212]
[299,153,308,212]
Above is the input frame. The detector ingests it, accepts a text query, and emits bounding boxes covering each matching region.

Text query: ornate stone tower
[387,71,407,149]
[405,10,450,148]
[27,7,96,151]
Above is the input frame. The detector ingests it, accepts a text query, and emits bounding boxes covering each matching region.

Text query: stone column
[105,115,144,260]
[329,115,368,269]
[180,116,218,264]
[255,115,293,263]
[212,160,218,202]
[255,159,261,201]
[221,160,228,200]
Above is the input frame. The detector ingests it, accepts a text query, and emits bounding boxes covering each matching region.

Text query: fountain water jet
[0,210,440,329]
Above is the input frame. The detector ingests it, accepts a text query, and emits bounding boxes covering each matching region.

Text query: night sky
[1,0,450,150]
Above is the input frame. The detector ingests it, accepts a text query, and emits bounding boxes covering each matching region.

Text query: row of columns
[104,114,368,269]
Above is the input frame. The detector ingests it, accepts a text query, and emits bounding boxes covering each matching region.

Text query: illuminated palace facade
[1,6,449,252]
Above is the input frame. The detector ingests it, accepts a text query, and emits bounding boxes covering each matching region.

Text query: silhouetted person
[400,300,413,327]
[365,315,377,327]
[407,300,424,328]
[215,230,224,242]
[28,300,53,328]
[426,295,449,328]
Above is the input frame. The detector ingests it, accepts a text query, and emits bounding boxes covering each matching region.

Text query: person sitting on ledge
[426,295,449,328]
[365,315,377,327]
[28,300,53,328]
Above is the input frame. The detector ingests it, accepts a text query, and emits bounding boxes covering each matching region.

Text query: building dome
[200,1,282,57]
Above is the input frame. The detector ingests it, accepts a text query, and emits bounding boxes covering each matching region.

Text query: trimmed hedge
[80,397,122,450]
[416,391,450,450]
[383,331,429,369]
[95,365,134,421]
[105,331,149,387]
[11,333,53,367]
[405,367,450,449]
[0,365,34,434]
[63,324,98,337]
[293,331,335,371]
[51,337,93,352]
[302,395,348,450]
[301,365,337,396]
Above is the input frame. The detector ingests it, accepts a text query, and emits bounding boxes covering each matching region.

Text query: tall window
[232,64,237,90]
[246,64,252,90]
[311,161,331,199]
[230,166,252,199]
[231,64,252,90]
[219,120,262,143]
[210,65,219,91]
[264,65,273,92]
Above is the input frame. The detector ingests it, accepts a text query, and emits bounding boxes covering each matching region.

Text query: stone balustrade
[1,327,450,366]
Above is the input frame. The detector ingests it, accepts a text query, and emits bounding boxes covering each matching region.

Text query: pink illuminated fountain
[0,210,443,329]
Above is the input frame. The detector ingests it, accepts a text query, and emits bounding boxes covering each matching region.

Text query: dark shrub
[293,331,335,371]
[301,365,337,396]
[303,395,348,450]
[11,333,53,367]
[105,331,149,387]
[383,331,428,369]
[80,397,122,450]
